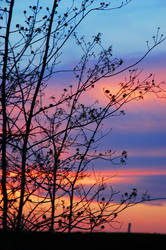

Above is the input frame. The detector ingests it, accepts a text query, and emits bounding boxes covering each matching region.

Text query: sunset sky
[5,0,166,233]
[50,0,166,233]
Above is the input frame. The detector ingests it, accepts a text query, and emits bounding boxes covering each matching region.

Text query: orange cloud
[85,68,166,113]
[115,202,166,234]
[76,168,166,187]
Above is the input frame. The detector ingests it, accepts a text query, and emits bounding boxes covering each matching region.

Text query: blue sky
[74,0,166,202]
[10,0,166,70]
[44,0,166,201]
[75,0,166,56]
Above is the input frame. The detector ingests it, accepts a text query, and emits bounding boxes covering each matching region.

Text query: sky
[4,0,166,233]
[56,0,166,233]
[44,0,166,233]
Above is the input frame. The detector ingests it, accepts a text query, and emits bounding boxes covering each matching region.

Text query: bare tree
[0,0,165,232]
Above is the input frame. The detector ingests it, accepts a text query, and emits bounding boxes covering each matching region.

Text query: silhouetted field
[0,231,166,249]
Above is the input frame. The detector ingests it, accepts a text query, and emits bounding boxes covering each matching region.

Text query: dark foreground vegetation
[0,231,166,249]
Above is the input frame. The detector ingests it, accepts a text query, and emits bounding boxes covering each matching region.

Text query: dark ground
[0,231,166,249]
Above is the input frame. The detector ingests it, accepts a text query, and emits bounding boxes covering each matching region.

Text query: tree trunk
[16,0,58,230]
[1,0,15,231]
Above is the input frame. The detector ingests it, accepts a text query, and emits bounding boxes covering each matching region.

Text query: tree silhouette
[0,0,165,232]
